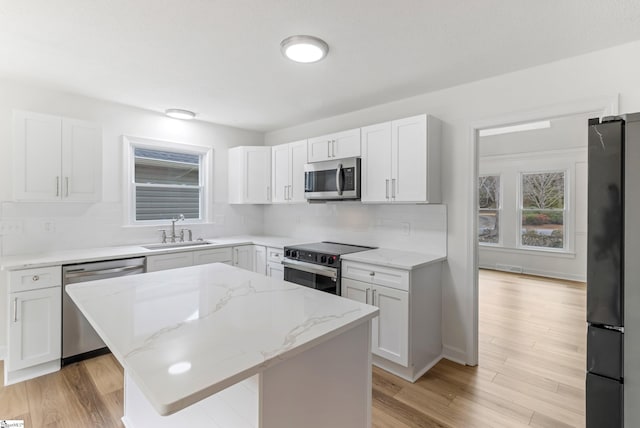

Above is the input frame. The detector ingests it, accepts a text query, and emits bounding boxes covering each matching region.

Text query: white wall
[265,40,640,363]
[478,114,589,281]
[0,79,265,256]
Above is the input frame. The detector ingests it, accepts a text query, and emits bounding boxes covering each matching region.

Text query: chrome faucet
[169,214,185,243]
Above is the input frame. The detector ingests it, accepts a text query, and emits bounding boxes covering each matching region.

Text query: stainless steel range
[283,242,375,295]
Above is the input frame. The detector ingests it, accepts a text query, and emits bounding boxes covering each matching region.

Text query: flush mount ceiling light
[165,109,196,120]
[280,35,329,63]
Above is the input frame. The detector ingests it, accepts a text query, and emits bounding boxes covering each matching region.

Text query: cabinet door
[245,147,271,204]
[8,287,62,371]
[192,248,233,266]
[361,122,392,203]
[392,115,427,202]
[146,252,194,272]
[307,136,331,163]
[13,111,62,201]
[372,285,409,366]
[254,245,267,275]
[332,128,361,160]
[62,119,102,202]
[289,140,308,203]
[267,261,284,280]
[233,245,254,271]
[271,143,290,203]
[341,278,371,305]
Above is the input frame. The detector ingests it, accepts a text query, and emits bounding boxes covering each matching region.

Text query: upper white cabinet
[272,140,307,203]
[307,128,360,163]
[13,111,102,202]
[361,114,441,203]
[228,146,271,204]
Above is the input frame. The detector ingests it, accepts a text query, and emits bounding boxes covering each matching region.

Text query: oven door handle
[282,260,338,280]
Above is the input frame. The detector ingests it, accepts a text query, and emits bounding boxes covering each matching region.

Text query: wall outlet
[0,220,23,235]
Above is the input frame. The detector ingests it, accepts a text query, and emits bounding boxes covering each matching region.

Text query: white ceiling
[2,1,640,132]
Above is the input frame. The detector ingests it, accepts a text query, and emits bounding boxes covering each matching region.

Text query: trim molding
[442,344,468,365]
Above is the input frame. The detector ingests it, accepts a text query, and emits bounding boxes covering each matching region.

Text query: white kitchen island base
[123,322,372,428]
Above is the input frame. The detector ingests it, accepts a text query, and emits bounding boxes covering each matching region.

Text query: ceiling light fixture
[165,109,196,120]
[280,35,329,63]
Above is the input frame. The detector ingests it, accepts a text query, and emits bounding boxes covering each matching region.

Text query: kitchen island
[66,263,378,428]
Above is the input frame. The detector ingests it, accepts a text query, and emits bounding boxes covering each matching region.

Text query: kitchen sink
[141,241,214,250]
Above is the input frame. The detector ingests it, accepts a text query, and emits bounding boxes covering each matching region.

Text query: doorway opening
[468,97,618,426]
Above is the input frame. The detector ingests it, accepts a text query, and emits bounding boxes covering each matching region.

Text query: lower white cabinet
[267,261,284,280]
[254,245,267,275]
[9,287,62,372]
[146,252,194,272]
[192,247,233,266]
[5,266,62,385]
[341,260,442,382]
[232,245,255,271]
[342,278,409,366]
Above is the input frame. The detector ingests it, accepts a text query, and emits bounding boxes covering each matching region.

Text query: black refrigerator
[587,113,640,428]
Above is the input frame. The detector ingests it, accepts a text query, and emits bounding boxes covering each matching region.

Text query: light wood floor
[0,269,586,427]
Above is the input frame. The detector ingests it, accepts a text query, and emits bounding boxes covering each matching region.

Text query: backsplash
[263,203,447,255]
[0,202,263,256]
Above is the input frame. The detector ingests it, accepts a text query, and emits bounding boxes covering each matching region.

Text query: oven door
[282,259,340,295]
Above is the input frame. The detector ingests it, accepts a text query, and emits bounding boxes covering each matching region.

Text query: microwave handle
[336,163,344,195]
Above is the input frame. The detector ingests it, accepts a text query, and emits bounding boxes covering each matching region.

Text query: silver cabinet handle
[235,248,239,265]
[288,185,292,200]
[392,178,396,199]
[365,288,370,304]
[331,140,336,157]
[56,176,60,197]
[32,275,40,281]
[13,297,18,322]
[372,289,377,306]
[385,179,389,199]
[267,186,270,201]
[284,185,288,200]
[65,177,70,197]
[327,141,331,158]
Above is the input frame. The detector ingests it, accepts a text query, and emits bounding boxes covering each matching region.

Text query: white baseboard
[442,344,467,365]
[479,264,585,282]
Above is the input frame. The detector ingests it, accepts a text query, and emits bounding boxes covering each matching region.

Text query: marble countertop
[0,235,308,271]
[340,248,446,270]
[66,263,378,416]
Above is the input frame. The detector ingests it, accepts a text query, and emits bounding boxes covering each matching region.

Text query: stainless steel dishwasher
[62,257,146,365]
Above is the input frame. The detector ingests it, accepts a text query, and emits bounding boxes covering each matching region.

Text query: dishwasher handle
[64,264,145,279]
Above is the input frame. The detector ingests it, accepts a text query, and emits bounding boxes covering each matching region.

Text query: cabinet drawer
[192,247,233,266]
[341,261,409,291]
[267,247,284,263]
[9,266,62,293]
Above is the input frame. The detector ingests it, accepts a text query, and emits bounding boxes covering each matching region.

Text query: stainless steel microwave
[304,157,361,201]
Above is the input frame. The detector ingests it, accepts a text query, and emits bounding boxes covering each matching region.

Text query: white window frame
[122,136,212,226]
[517,168,570,253]
[478,173,502,247]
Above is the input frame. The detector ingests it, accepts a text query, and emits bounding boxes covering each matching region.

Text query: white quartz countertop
[66,263,378,416]
[340,248,446,270]
[0,235,307,271]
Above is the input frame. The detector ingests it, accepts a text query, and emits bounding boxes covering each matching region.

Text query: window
[478,175,500,244]
[124,137,210,224]
[520,171,565,249]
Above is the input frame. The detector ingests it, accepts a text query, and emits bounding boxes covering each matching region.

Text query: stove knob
[292,250,299,259]
[328,257,335,265]
[320,255,327,264]
[285,249,291,257]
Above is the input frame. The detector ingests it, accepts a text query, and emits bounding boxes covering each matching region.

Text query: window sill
[122,221,215,229]
[478,244,576,259]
